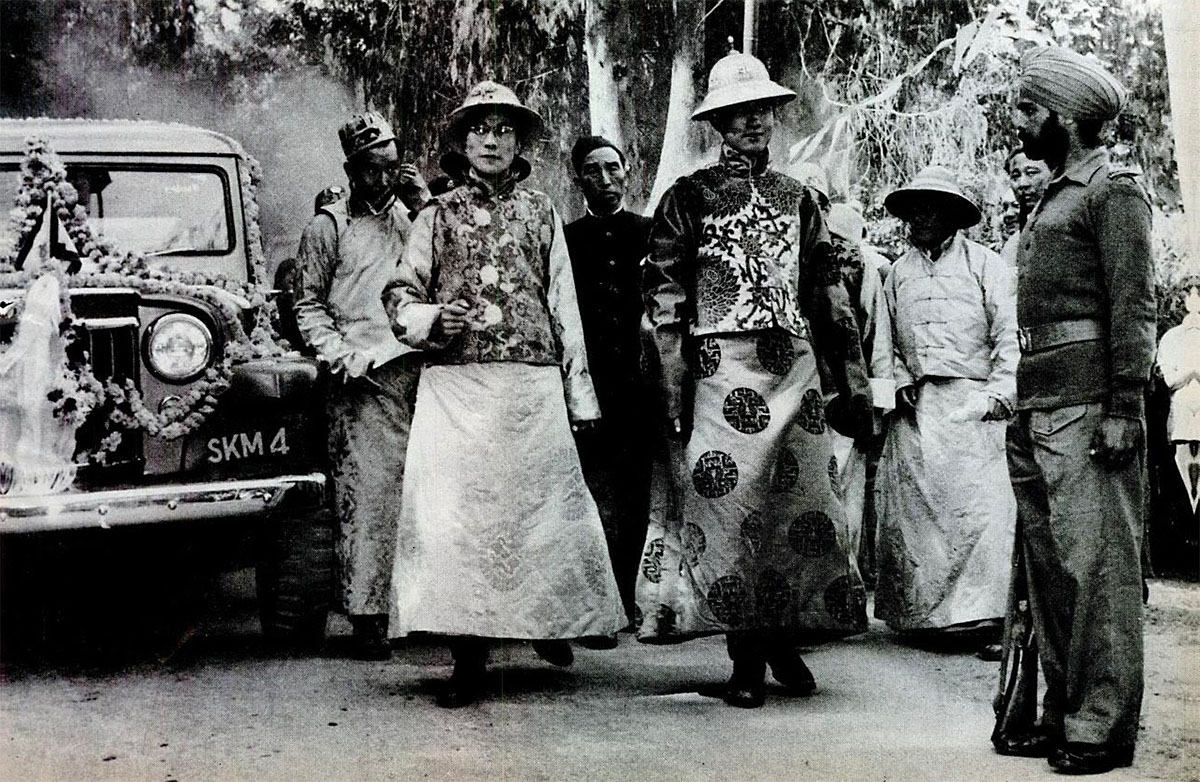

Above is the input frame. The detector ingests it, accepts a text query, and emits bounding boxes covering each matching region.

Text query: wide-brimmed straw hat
[884,165,981,228]
[692,52,796,122]
[444,81,544,143]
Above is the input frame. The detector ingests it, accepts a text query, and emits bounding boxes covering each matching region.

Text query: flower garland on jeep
[0,137,288,461]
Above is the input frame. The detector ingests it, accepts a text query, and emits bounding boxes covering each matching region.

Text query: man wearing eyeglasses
[563,137,654,637]
[384,82,624,708]
[294,111,419,660]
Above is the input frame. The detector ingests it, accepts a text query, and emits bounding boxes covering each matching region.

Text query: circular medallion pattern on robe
[696,262,741,324]
[770,447,800,492]
[693,450,739,498]
[693,337,722,379]
[740,511,764,558]
[722,387,771,434]
[798,388,827,434]
[641,537,665,583]
[755,568,792,625]
[755,331,795,376]
[788,510,838,558]
[824,574,868,627]
[707,574,748,626]
[681,522,707,567]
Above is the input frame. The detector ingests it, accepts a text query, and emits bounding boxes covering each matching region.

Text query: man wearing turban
[996,46,1155,775]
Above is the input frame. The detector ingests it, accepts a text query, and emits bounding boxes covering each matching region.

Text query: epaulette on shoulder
[1105,165,1151,205]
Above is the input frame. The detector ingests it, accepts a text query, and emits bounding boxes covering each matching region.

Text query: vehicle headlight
[145,313,213,381]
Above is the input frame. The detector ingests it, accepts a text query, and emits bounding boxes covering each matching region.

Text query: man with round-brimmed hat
[996,46,1155,775]
[293,110,419,660]
[874,165,1018,655]
[638,51,872,708]
[383,81,625,708]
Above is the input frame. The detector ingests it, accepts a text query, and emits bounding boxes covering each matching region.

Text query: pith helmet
[884,165,982,229]
[338,111,396,161]
[692,52,796,122]
[445,81,545,143]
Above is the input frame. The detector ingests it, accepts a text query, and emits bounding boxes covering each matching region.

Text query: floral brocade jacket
[643,145,870,417]
[383,173,600,422]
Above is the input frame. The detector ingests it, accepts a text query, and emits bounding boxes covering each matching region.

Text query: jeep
[0,119,333,650]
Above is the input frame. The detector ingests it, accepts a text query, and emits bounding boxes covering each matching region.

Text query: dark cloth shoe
[532,640,575,667]
[993,728,1058,758]
[437,639,488,708]
[349,614,391,661]
[767,650,816,696]
[722,658,767,708]
[436,665,486,708]
[976,642,1004,662]
[1048,743,1134,775]
[576,634,619,650]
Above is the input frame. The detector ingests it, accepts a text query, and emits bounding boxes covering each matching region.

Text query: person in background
[788,163,893,587]
[294,112,418,660]
[563,136,654,643]
[1000,150,1051,267]
[874,166,1018,657]
[639,52,871,709]
[383,82,625,708]
[996,46,1154,775]
[275,186,348,354]
[826,199,894,588]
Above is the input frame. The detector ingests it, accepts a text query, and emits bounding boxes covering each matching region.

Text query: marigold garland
[0,135,289,461]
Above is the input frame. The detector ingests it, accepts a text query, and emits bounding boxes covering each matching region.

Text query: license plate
[205,426,291,464]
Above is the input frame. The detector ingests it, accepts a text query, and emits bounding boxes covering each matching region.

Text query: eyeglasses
[467,122,517,139]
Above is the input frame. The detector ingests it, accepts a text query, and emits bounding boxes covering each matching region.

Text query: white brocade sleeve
[545,207,600,422]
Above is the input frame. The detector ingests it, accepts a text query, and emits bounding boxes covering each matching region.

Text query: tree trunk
[585,0,624,150]
[646,0,709,215]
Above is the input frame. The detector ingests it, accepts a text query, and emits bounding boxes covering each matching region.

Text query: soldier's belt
[1017,318,1104,353]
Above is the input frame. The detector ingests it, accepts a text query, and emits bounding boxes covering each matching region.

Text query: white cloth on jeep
[0,274,78,495]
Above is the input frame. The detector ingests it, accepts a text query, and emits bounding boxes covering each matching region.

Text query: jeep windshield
[1,164,233,264]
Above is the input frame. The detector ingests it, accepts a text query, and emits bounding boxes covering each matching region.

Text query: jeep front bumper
[0,473,326,534]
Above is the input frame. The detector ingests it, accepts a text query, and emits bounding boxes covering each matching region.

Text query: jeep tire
[255,510,334,649]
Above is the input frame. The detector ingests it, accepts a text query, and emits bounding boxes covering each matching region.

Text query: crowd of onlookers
[276,41,1194,776]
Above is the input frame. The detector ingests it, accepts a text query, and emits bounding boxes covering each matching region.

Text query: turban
[571,135,626,174]
[1018,46,1126,121]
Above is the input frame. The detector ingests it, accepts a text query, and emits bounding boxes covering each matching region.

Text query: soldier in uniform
[294,112,418,659]
[994,47,1155,775]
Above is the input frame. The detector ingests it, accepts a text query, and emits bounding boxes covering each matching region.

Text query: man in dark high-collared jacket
[564,136,653,629]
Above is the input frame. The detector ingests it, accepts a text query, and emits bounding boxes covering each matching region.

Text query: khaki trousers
[1006,402,1144,747]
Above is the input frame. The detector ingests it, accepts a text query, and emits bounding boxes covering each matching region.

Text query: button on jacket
[564,208,653,417]
[884,232,1018,408]
[1015,148,1155,416]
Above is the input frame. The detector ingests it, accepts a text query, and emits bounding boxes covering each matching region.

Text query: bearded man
[994,46,1155,776]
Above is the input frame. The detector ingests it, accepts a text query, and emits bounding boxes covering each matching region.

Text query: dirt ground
[1,568,1196,782]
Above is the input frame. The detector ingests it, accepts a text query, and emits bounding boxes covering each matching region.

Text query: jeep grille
[71,291,143,482]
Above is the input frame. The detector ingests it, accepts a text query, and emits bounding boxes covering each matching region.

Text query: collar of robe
[718,143,771,178]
